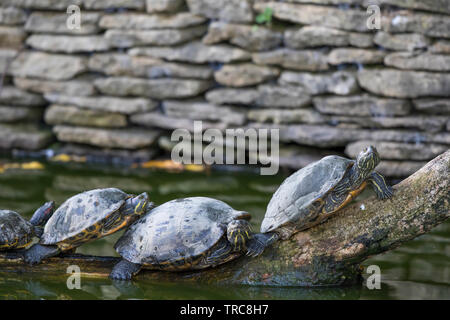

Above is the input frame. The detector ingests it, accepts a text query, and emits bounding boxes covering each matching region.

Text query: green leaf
[255,7,273,25]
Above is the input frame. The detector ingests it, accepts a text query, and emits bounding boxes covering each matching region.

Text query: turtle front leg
[246,232,279,257]
[23,244,60,265]
[205,240,233,266]
[203,220,253,266]
[368,171,393,200]
[110,259,142,281]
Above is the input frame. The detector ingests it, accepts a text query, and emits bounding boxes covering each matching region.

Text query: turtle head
[29,201,55,226]
[356,145,380,177]
[227,219,253,252]
[122,192,151,217]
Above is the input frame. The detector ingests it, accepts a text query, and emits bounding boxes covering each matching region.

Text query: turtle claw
[377,186,394,200]
[386,187,394,198]
[246,238,265,258]
[369,172,394,200]
[250,251,262,258]
[246,233,279,258]
[245,251,258,258]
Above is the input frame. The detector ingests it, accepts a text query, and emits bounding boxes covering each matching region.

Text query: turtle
[0,202,55,251]
[247,145,394,256]
[23,188,151,265]
[109,197,258,280]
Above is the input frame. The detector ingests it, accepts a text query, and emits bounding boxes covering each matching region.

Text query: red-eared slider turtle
[0,202,55,251]
[110,197,257,280]
[247,146,393,256]
[23,188,151,265]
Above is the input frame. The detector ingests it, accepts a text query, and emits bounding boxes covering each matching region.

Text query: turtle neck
[349,163,367,187]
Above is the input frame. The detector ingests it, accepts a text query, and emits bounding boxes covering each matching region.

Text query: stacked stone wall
[0,0,449,176]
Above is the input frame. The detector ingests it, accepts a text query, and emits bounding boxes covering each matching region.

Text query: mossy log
[0,151,449,286]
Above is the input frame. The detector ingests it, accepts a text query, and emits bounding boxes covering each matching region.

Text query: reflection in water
[0,273,366,300]
[0,160,449,299]
[0,275,99,300]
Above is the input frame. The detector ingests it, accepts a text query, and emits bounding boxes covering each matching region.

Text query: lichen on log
[0,150,449,287]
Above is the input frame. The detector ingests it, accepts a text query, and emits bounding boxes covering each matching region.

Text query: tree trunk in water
[0,150,449,286]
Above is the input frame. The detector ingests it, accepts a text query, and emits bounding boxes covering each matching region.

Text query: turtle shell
[261,155,353,233]
[0,210,33,249]
[41,188,129,245]
[115,197,247,265]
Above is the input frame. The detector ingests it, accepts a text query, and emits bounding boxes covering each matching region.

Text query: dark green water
[0,160,449,300]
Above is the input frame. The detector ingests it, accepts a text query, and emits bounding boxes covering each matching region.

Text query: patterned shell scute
[261,156,353,233]
[0,210,32,245]
[41,188,128,244]
[115,197,239,265]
